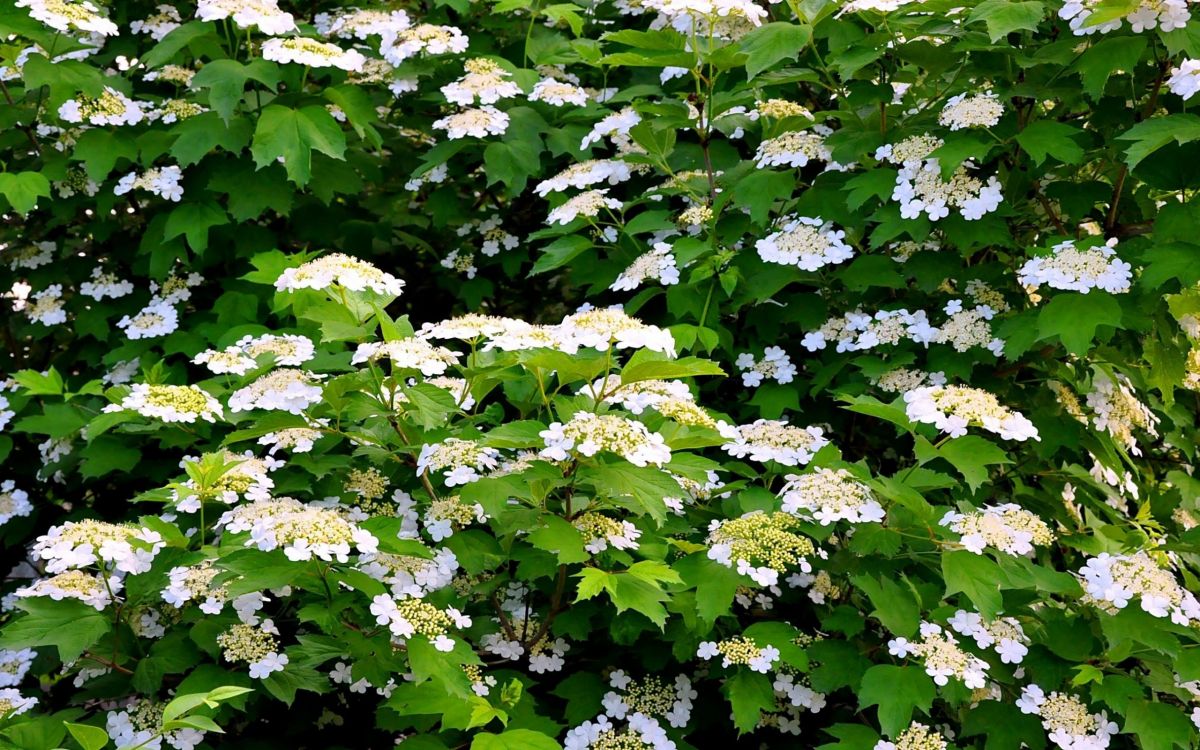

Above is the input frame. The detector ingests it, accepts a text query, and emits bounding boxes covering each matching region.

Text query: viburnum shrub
[6,0,1200,749]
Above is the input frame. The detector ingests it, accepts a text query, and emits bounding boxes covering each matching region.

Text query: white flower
[755,216,855,271]
[130,4,181,39]
[196,0,296,34]
[228,369,324,414]
[58,87,143,126]
[417,439,500,486]
[1017,238,1132,294]
[558,306,675,354]
[441,58,522,105]
[940,504,1054,556]
[0,481,33,525]
[114,165,185,202]
[316,7,410,38]
[938,92,1004,131]
[1079,551,1200,625]
[540,413,671,466]
[432,106,511,139]
[536,160,635,197]
[719,420,830,466]
[351,338,460,375]
[275,253,405,296]
[103,383,223,423]
[581,107,642,149]
[79,267,134,300]
[380,24,469,64]
[1059,0,1188,35]
[546,190,623,225]
[754,130,832,169]
[530,78,590,106]
[17,0,118,35]
[25,285,68,326]
[1169,59,1200,100]
[904,385,1039,441]
[736,346,797,388]
[780,468,885,525]
[611,243,680,291]
[117,299,179,339]
[262,37,365,70]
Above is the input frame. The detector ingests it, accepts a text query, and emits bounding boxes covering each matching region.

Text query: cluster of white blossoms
[872,367,947,394]
[779,468,885,525]
[17,0,118,34]
[540,413,672,467]
[359,547,459,598]
[573,512,642,554]
[719,419,830,466]
[947,610,1030,664]
[417,438,500,486]
[370,594,471,651]
[584,377,717,428]
[116,298,180,340]
[351,338,460,375]
[480,608,571,673]
[611,243,680,292]
[0,648,35,688]
[130,4,181,39]
[1017,238,1132,294]
[433,105,511,140]
[261,36,365,70]
[546,189,623,226]
[216,623,288,680]
[940,504,1055,556]
[1017,686,1119,750]
[1059,0,1188,35]
[873,722,948,750]
[6,241,54,270]
[0,688,38,719]
[106,698,205,750]
[561,306,677,354]
[79,266,134,300]
[904,385,1040,441]
[151,271,203,304]
[315,7,410,39]
[1168,59,1200,100]
[1078,551,1200,624]
[275,253,406,296]
[1083,371,1159,455]
[24,285,68,326]
[441,58,521,105]
[697,636,780,673]
[0,480,33,526]
[32,520,164,575]
[421,496,488,542]
[801,307,936,352]
[58,87,143,126]
[161,560,264,622]
[246,502,378,562]
[706,511,816,587]
[380,23,469,64]
[938,92,1004,131]
[754,129,833,168]
[754,216,855,271]
[454,215,520,257]
[736,346,797,387]
[565,712,676,750]
[178,449,281,508]
[876,135,1003,221]
[104,383,223,424]
[197,332,315,375]
[439,249,478,279]
[16,569,119,610]
[889,622,989,688]
[529,76,590,107]
[228,369,324,414]
[933,301,1005,355]
[535,159,634,197]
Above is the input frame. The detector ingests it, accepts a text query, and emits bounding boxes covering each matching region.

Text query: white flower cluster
[601,670,696,728]
[583,377,716,428]
[433,106,511,140]
[228,369,324,414]
[719,420,830,466]
[79,267,134,300]
[16,570,119,610]
[32,520,164,574]
[25,285,68,326]
[706,511,816,587]
[380,23,469,65]
[904,385,1040,441]
[535,159,634,197]
[565,713,677,750]
[195,333,315,375]
[938,92,1003,131]
[262,36,366,70]
[932,301,1005,356]
[1168,59,1200,100]
[161,561,265,625]
[754,129,833,169]
[216,623,288,680]
[529,77,590,106]
[573,512,642,554]
[801,308,936,352]
[58,87,143,126]
[359,547,459,599]
[18,0,118,35]
[104,383,223,424]
[547,189,623,225]
[1059,0,1188,35]
[106,698,205,750]
[178,449,281,507]
[351,338,460,375]
[611,243,680,291]
[0,480,33,525]
[276,253,406,296]
[442,58,521,105]
[876,135,1002,221]
[755,216,855,271]
[947,610,1030,664]
[540,413,672,467]
[1017,686,1118,750]
[1017,238,1132,294]
[0,688,38,719]
[117,299,180,339]
[735,346,797,387]
[417,438,500,486]
[1084,371,1159,455]
[873,367,947,394]
[696,636,780,673]
[779,468,885,525]
[370,594,471,652]
[316,7,410,38]
[244,502,378,562]
[940,504,1055,556]
[561,306,676,354]
[888,621,989,688]
[1079,552,1200,625]
[420,495,488,542]
[130,4,181,40]
[873,722,948,750]
[195,0,296,33]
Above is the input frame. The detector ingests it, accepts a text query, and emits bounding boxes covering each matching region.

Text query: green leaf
[935,435,1012,491]
[1075,36,1146,98]
[942,550,1003,618]
[966,0,1045,41]
[961,701,1048,750]
[858,665,936,737]
[620,353,724,383]
[0,171,50,214]
[577,463,682,521]
[251,105,347,186]
[1118,114,1200,169]
[0,598,111,663]
[192,59,281,122]
[738,22,813,78]
[851,574,920,637]
[723,671,776,734]
[170,111,252,166]
[471,729,561,750]
[1123,700,1194,750]
[71,129,139,181]
[527,515,590,564]
[531,236,593,275]
[163,201,228,253]
[1036,292,1123,356]
[63,723,109,750]
[484,138,543,193]
[1016,121,1085,165]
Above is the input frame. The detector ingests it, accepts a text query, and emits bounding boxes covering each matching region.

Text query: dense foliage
[4,0,1200,748]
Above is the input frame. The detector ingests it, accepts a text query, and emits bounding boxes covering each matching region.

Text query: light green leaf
[251,105,346,186]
